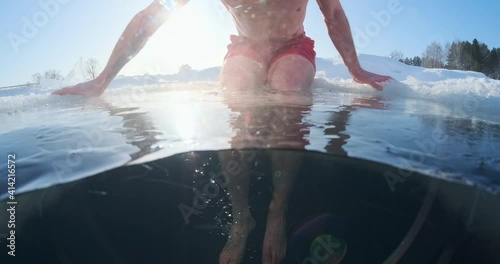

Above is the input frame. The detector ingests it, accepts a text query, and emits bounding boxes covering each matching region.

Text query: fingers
[353,70,392,90]
[354,76,384,90]
[51,81,105,97]
[368,80,383,91]
[375,75,391,82]
[51,87,70,95]
[381,75,392,82]
[366,73,391,89]
[364,70,392,82]
[369,73,392,83]
[51,85,81,96]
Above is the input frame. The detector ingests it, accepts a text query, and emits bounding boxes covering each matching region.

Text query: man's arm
[317,0,391,90]
[53,0,190,97]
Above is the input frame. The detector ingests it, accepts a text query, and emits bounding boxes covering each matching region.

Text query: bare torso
[221,0,309,43]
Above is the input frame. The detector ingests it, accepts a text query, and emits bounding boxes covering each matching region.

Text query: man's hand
[52,77,109,97]
[52,0,185,97]
[349,68,392,91]
[318,0,393,90]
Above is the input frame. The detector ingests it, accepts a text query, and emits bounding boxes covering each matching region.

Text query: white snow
[316,55,500,123]
[1,54,499,122]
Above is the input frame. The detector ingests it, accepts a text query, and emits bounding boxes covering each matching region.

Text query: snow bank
[2,54,499,122]
[312,54,500,123]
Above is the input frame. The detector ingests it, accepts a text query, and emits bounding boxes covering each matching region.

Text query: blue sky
[1,0,499,87]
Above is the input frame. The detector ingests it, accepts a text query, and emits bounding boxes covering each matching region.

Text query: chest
[221,0,283,9]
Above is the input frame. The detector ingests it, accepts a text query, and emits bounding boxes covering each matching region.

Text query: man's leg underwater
[262,55,315,264]
[219,56,266,264]
[217,150,256,264]
[264,150,304,264]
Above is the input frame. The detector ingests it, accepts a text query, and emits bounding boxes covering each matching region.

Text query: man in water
[53,1,391,263]
[53,0,390,97]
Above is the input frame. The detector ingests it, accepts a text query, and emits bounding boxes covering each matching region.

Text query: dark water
[1,150,499,264]
[1,85,499,201]
[1,85,500,263]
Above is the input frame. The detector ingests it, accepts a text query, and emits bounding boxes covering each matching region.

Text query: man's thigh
[220,56,267,90]
[267,55,316,92]
[221,34,269,90]
[266,33,316,91]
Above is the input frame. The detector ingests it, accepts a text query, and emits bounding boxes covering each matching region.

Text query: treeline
[28,58,101,84]
[392,39,500,80]
[31,70,63,83]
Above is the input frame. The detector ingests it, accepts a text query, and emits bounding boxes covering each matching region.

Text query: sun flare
[121,1,234,77]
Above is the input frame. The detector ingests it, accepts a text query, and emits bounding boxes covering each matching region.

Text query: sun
[122,1,234,76]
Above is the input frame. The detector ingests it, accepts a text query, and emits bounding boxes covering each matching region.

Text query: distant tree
[44,69,63,80]
[444,38,499,78]
[400,56,422,67]
[446,41,464,70]
[460,41,475,71]
[390,50,404,61]
[31,73,42,84]
[412,56,422,67]
[470,39,483,72]
[494,66,500,80]
[483,48,500,79]
[178,64,193,73]
[478,43,490,73]
[177,64,194,80]
[444,42,451,67]
[422,41,445,68]
[496,48,500,79]
[86,58,100,80]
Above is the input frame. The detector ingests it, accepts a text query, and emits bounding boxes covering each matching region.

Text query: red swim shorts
[224,32,317,70]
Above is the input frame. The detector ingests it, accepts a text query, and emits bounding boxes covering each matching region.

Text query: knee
[269,74,299,92]
[220,57,266,90]
[269,71,314,92]
[268,57,315,92]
